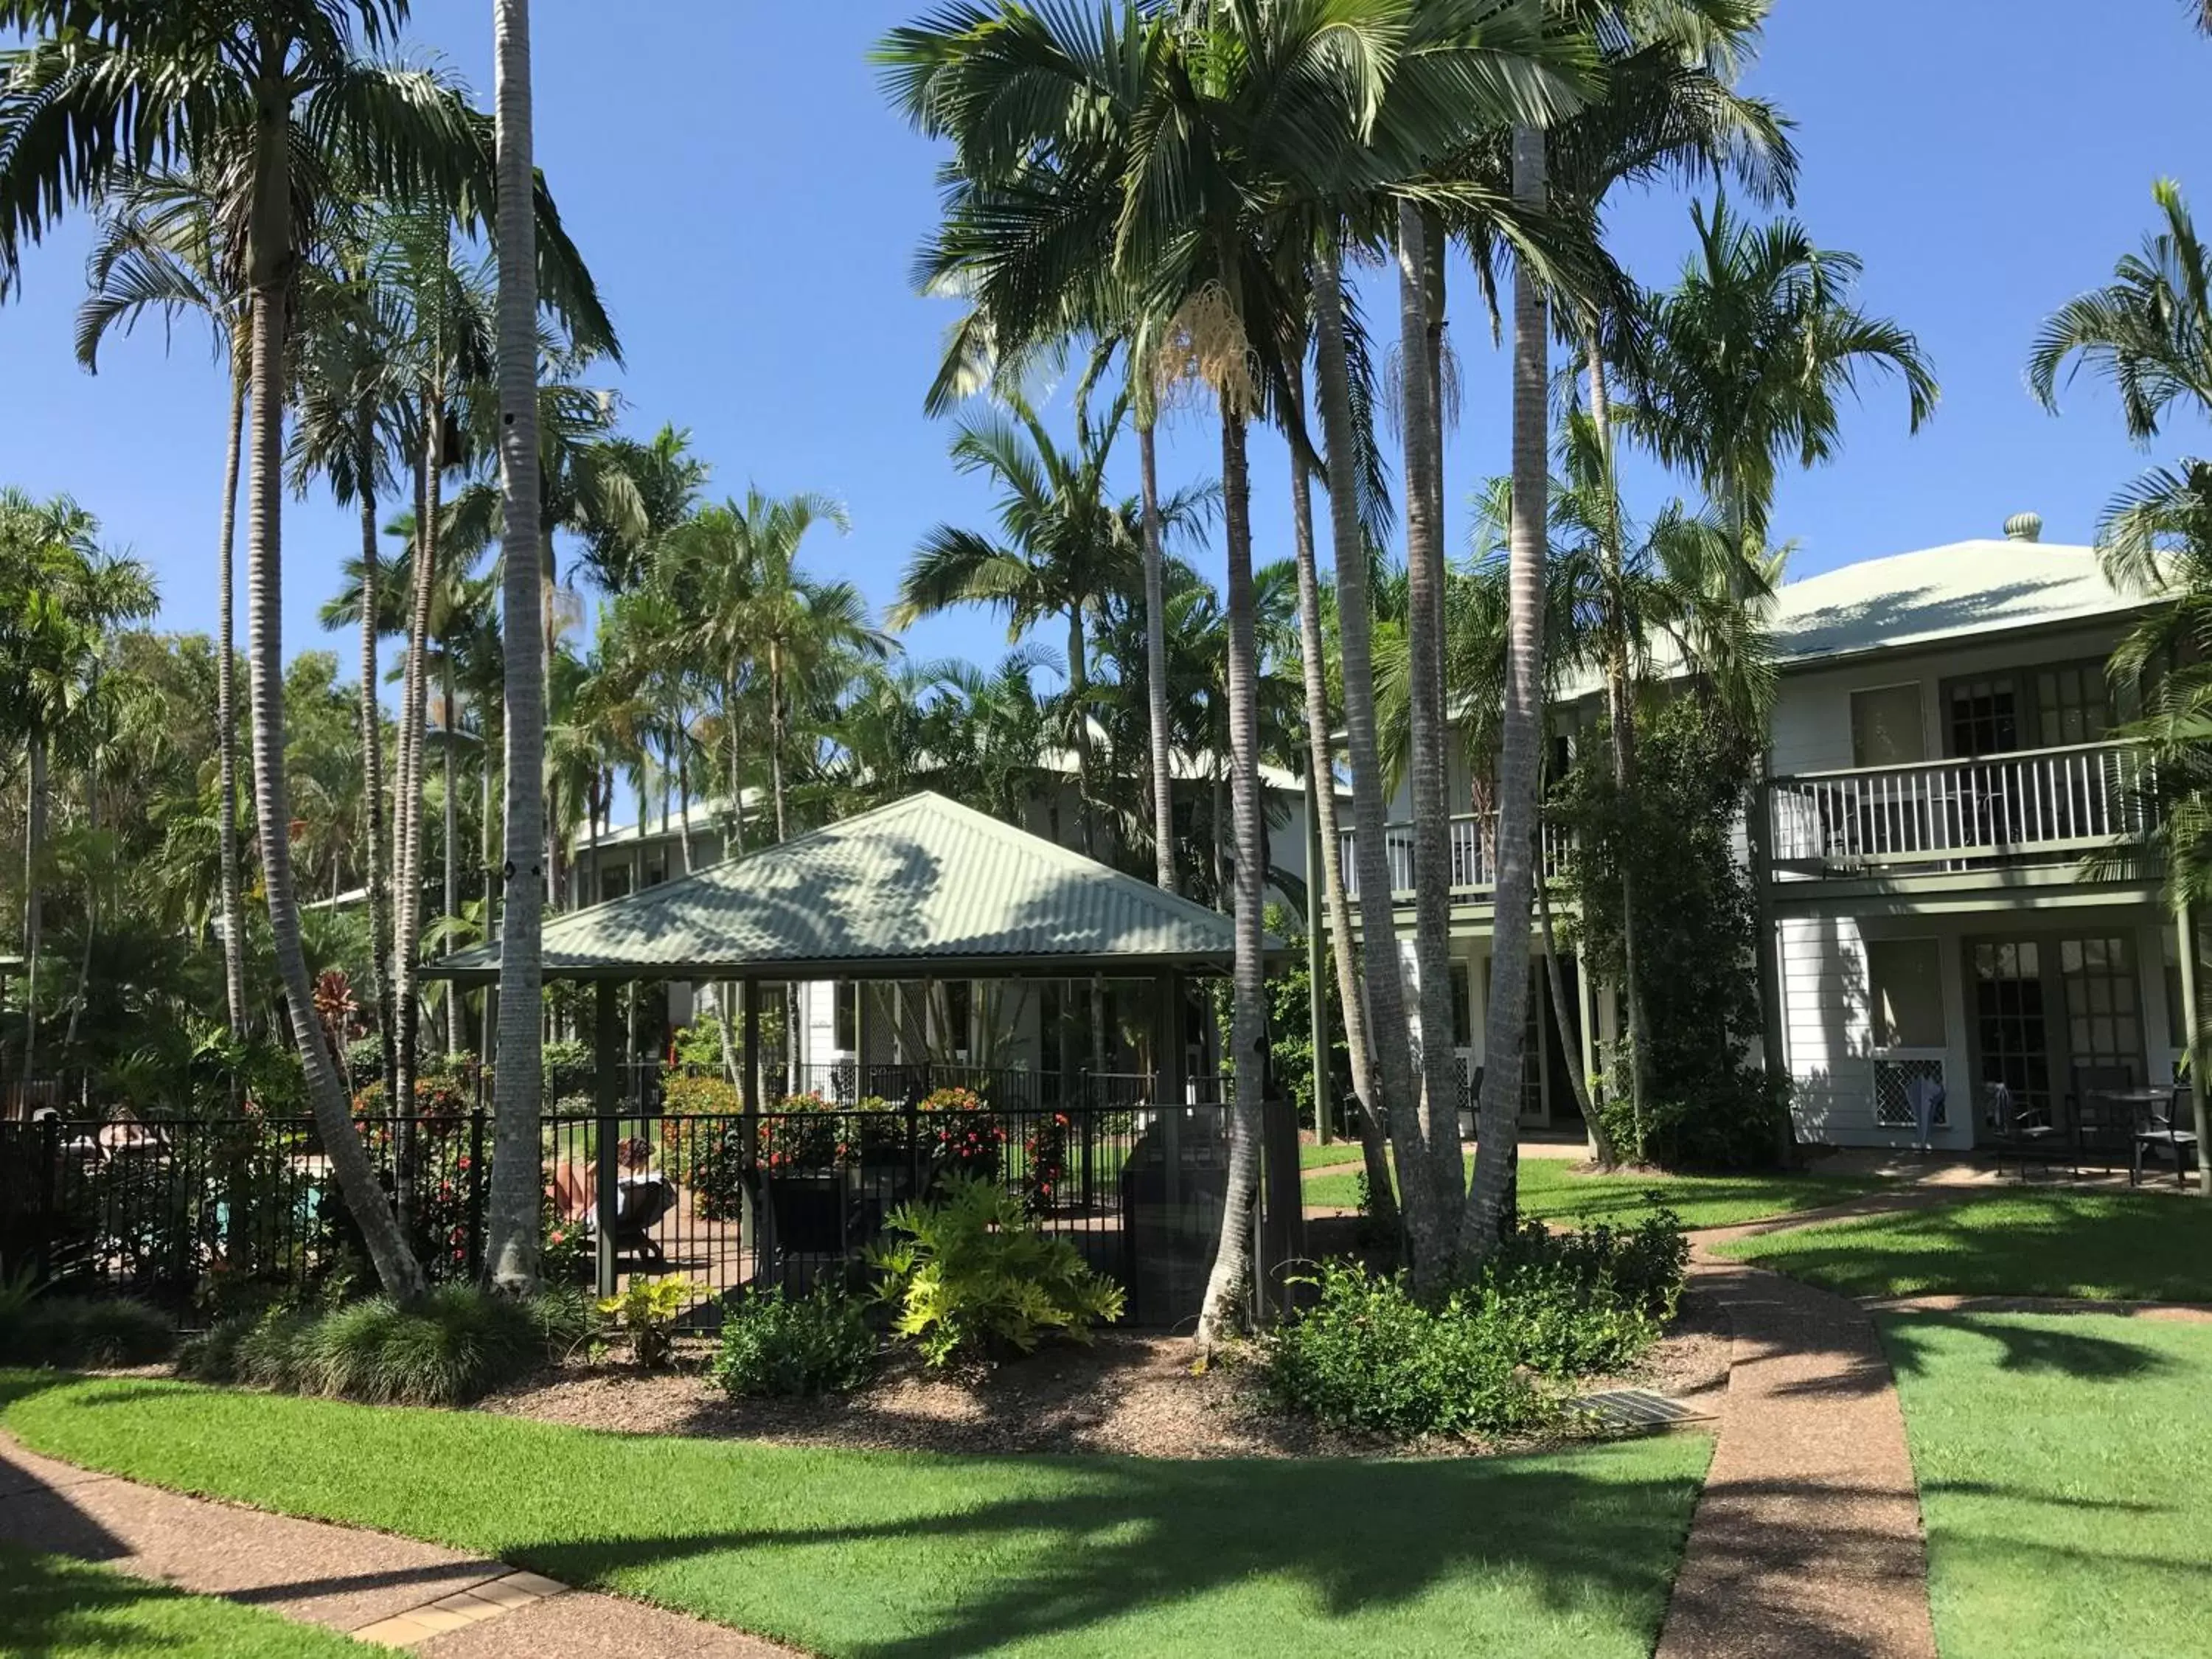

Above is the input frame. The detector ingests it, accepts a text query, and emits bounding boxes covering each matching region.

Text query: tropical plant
[2030,176,2212,1195]
[711,1284,877,1398]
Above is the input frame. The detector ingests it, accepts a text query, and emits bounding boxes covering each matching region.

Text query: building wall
[1769,622,2130,777]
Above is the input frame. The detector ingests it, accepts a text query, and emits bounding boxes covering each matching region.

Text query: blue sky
[4,1,2211,691]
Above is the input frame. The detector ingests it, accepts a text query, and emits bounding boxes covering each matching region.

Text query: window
[1450,962,1472,1048]
[833,981,857,1053]
[1851,684,1926,768]
[2034,660,2112,748]
[600,866,630,902]
[1947,676,2022,758]
[2059,936,2140,1085]
[1868,939,1944,1048]
[1973,940,2051,1120]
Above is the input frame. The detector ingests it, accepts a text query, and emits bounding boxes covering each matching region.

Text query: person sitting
[586,1136,678,1266]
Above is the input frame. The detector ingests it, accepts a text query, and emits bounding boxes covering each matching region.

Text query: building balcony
[1770,740,2155,883]
[1338,814,1573,905]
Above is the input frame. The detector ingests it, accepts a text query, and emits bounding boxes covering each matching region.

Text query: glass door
[1971,940,2051,1127]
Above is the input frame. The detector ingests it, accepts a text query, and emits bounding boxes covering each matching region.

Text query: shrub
[596,1276,690,1370]
[918,1086,1007,1179]
[344,1034,386,1091]
[181,1285,584,1405]
[1263,1261,1551,1440]
[689,1121,752,1222]
[657,1072,740,1185]
[1022,1110,1072,1212]
[1265,1211,1688,1439]
[759,1091,845,1172]
[542,1039,594,1101]
[1595,1080,1789,1173]
[0,1290,173,1368]
[712,1285,876,1397]
[869,1173,1124,1366]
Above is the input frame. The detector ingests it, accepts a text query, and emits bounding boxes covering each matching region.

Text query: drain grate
[1568,1388,1718,1433]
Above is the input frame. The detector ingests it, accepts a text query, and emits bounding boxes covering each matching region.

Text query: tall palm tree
[2031,177,2212,1196]
[485,0,545,1292]
[1621,189,1935,1109]
[892,391,1150,858]
[74,159,257,1036]
[0,0,546,1300]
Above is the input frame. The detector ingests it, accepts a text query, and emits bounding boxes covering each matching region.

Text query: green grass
[1304,1156,1888,1231]
[1716,1192,2212,1302]
[1301,1141,1368,1169]
[0,1373,1711,1659]
[1878,1310,2212,1659]
[0,1542,373,1657]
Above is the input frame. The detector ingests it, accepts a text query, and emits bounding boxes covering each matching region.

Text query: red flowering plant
[1022,1110,1074,1214]
[920,1085,1007,1180]
[757,1092,849,1174]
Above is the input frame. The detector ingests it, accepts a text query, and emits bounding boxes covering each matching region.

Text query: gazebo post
[592,978,621,1299]
[740,976,761,1279]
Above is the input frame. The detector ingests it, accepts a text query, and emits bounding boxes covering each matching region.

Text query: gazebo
[430,793,1297,1317]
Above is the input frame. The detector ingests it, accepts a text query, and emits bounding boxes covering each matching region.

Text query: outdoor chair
[1983,1082,2063,1178]
[2132,1087,2202,1189]
[2070,1065,2139,1172]
[599,1175,678,1268]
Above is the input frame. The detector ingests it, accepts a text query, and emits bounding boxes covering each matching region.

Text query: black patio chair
[2132,1086,2202,1189]
[1983,1082,2063,1178]
[2070,1066,2139,1173]
[603,1175,678,1268]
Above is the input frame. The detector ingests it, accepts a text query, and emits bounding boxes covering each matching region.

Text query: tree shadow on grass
[1877,1308,2182,1382]
[518,1448,1711,1659]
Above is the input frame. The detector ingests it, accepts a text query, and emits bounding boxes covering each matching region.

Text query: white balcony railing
[1338,814,1573,902]
[1770,740,2153,877]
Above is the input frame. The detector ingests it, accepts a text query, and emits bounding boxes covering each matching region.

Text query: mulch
[476,1299,1731,1460]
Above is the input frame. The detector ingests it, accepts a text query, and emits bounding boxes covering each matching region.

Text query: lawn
[1304,1155,1888,1231]
[1301,1140,1369,1169]
[1715,1192,2212,1302]
[1877,1310,2212,1659]
[0,1541,372,1657]
[0,1373,1709,1659]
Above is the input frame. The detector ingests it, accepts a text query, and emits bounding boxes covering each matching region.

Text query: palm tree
[2030,177,2212,1196]
[486,0,546,1292]
[0,0,552,1301]
[892,391,1151,858]
[74,159,257,1036]
[658,490,871,844]
[1621,189,1935,1113]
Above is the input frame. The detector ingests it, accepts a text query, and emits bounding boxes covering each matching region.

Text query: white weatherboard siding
[1782,915,1874,1141]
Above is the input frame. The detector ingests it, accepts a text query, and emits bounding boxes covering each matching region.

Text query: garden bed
[476,1291,1731,1458]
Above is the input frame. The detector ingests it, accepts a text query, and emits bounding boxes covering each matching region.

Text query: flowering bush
[657,1072,740,1183]
[1023,1111,1072,1212]
[919,1086,1006,1180]
[759,1091,844,1172]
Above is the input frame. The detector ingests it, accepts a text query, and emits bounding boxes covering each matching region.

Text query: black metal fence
[1,1091,1254,1335]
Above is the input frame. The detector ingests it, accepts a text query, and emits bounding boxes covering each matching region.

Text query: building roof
[436,790,1264,983]
[1765,539,2140,667]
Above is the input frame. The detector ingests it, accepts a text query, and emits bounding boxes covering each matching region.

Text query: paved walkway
[0,1434,793,1656]
[1655,1200,1948,1659]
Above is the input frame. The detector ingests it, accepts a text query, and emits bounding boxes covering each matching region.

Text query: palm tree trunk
[63,735,96,1057]
[242,100,422,1298]
[22,733,44,1079]
[1312,246,1424,1269]
[1066,605,1093,858]
[676,740,693,874]
[392,410,443,1226]
[1138,414,1177,893]
[358,487,399,1119]
[1399,204,1467,1267]
[768,641,788,842]
[1197,399,1267,1351]
[1585,337,1632,1167]
[487,0,548,1293]
[725,676,747,856]
[217,365,249,1035]
[1464,127,1550,1267]
[1536,850,1597,1128]
[442,659,459,1056]
[1287,368,1395,1237]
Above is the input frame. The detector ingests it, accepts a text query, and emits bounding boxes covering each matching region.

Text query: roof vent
[2005,511,2044,543]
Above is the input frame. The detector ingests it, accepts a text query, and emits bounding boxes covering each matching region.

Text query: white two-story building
[1346,521,2186,1153]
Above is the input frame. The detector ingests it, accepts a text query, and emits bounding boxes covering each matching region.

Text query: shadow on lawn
[519,1452,1708,1659]
[1879,1309,2180,1382]
[0,1544,203,1659]
[1724,1192,2212,1304]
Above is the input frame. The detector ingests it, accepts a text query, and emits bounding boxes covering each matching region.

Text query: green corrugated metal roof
[435,791,1258,981]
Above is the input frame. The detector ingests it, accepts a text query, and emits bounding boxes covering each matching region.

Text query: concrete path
[1655,1206,1944,1659]
[0,1433,793,1656]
